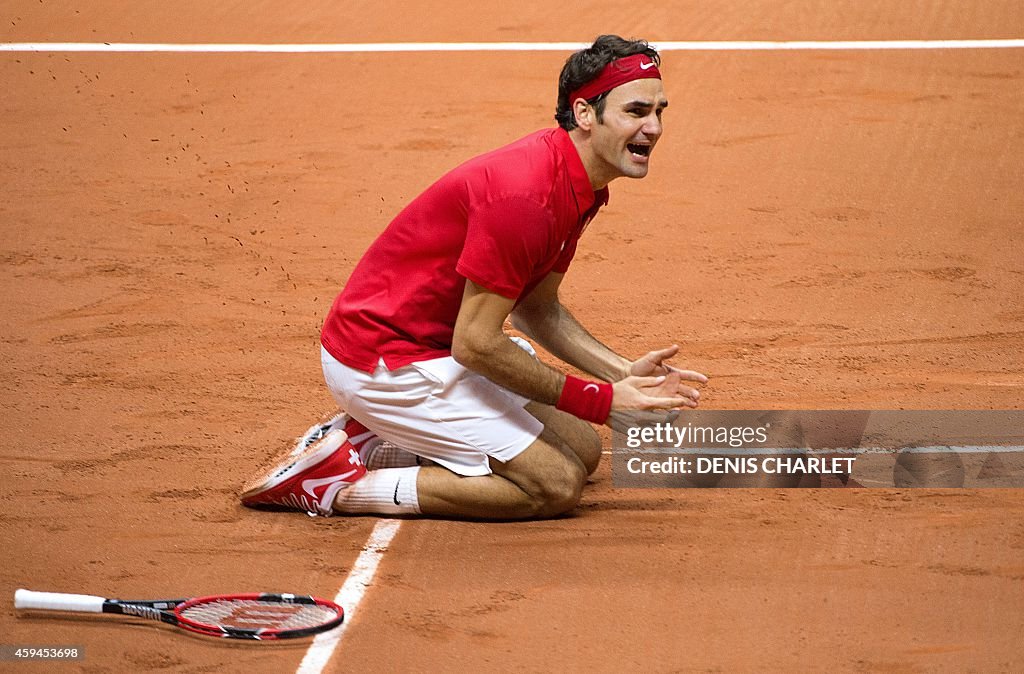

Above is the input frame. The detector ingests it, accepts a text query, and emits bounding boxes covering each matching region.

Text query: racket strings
[181,599,338,632]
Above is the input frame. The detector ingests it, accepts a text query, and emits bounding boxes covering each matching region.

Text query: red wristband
[556,375,613,424]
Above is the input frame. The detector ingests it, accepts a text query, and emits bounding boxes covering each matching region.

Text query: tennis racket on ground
[14,589,344,640]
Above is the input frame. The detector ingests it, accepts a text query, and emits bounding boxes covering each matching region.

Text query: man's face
[585,78,667,185]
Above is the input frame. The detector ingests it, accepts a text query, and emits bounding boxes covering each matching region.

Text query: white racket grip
[15,589,105,613]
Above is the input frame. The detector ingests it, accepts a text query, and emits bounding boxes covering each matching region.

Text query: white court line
[1,39,1024,53]
[297,518,401,674]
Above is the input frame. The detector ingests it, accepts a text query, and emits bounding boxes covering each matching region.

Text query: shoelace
[298,423,332,452]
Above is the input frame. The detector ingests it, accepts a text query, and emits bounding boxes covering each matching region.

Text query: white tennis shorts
[320,343,543,476]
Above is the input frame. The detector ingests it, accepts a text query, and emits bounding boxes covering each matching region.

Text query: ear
[573,99,594,131]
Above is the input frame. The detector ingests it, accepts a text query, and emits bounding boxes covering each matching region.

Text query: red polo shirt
[321,127,608,373]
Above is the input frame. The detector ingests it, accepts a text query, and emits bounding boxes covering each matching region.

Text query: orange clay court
[2,2,1023,672]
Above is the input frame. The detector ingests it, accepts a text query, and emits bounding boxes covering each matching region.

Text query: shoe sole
[240,429,349,503]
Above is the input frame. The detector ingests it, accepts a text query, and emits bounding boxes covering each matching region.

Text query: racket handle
[15,589,105,613]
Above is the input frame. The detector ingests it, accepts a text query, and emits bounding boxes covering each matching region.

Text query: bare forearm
[453,280,576,404]
[454,282,704,419]
[512,301,629,382]
[452,331,566,405]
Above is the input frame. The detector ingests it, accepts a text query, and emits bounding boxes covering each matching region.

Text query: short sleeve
[456,197,556,299]
[551,236,579,273]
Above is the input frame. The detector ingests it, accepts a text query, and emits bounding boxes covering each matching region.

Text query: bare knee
[576,424,602,476]
[553,421,601,476]
[524,463,586,518]
[526,403,604,476]
[493,437,590,519]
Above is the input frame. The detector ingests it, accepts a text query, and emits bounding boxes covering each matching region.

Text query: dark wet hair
[555,35,661,131]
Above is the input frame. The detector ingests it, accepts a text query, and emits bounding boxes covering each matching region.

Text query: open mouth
[627,143,652,158]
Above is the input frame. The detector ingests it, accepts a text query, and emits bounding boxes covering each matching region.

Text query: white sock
[344,418,432,470]
[332,466,421,515]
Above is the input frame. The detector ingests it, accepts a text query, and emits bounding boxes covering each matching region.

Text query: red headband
[568,53,662,103]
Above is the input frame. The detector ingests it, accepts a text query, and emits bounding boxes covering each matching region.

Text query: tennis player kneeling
[241,35,707,520]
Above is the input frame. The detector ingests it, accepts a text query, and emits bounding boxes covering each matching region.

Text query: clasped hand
[611,344,708,412]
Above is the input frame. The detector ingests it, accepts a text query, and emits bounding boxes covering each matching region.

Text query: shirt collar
[551,127,607,215]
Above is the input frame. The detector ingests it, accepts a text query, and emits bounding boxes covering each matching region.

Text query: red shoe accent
[241,430,367,516]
